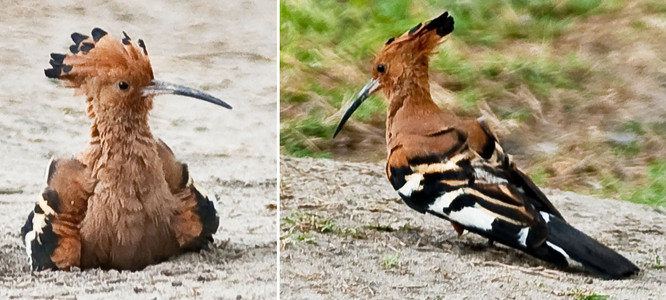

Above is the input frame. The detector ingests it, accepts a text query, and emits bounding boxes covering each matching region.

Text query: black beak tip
[332,127,342,138]
[333,118,349,138]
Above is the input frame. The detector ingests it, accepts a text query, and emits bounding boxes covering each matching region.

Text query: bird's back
[386,99,563,219]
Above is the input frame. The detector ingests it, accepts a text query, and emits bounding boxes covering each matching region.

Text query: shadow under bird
[334,12,639,279]
[21,28,231,270]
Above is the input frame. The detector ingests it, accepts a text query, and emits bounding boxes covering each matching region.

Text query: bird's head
[333,12,454,137]
[45,28,231,120]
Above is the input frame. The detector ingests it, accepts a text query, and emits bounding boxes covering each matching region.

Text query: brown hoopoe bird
[20,28,230,271]
[334,12,639,279]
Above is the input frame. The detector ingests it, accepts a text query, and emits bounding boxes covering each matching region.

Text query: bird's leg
[451,222,465,236]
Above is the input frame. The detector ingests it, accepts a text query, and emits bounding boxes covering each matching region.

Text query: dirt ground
[0,1,277,299]
[280,157,666,299]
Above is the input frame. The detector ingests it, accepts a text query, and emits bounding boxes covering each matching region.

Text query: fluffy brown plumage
[22,28,228,270]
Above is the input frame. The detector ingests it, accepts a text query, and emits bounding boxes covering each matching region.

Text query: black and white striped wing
[471,119,563,219]
[20,158,92,270]
[156,139,219,251]
[21,188,60,270]
[391,145,549,250]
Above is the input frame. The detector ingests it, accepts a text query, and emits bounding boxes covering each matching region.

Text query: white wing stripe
[546,241,584,268]
[397,173,423,197]
[428,188,464,213]
[449,205,495,231]
[517,227,529,247]
[473,168,508,184]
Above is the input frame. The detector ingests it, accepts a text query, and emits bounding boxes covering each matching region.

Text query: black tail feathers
[528,213,639,279]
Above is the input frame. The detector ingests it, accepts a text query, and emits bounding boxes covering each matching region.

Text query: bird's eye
[118,81,129,90]
[376,64,386,73]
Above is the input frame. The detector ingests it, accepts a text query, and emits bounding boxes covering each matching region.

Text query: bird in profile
[21,28,231,271]
[334,12,639,279]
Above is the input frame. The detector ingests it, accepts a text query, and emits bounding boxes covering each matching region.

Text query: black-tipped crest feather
[69,44,79,54]
[80,42,95,53]
[50,53,66,64]
[48,59,61,68]
[70,32,88,45]
[44,68,60,78]
[91,28,107,42]
[122,31,131,45]
[408,23,422,35]
[138,39,148,55]
[424,11,454,36]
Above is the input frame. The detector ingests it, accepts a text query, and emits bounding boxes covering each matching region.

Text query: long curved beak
[333,78,381,138]
[142,80,232,109]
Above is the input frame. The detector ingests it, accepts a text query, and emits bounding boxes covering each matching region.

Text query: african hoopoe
[334,12,639,279]
[20,28,230,271]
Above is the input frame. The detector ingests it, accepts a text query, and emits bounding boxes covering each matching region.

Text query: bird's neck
[385,70,441,133]
[384,68,459,158]
[80,112,177,236]
[385,67,439,116]
[81,112,174,216]
[83,111,160,180]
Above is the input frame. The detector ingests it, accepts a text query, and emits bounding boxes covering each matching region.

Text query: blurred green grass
[280,0,666,207]
[600,160,666,208]
[280,0,615,158]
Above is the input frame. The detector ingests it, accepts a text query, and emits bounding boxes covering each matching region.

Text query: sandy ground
[280,157,666,299]
[0,1,277,299]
